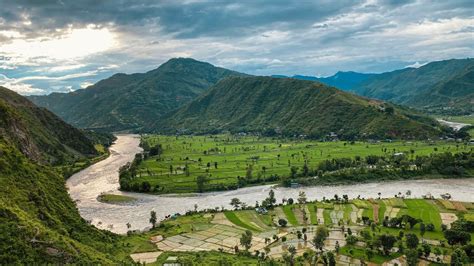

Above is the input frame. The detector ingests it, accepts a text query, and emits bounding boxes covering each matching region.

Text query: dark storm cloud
[0,0,473,94]
[0,0,363,40]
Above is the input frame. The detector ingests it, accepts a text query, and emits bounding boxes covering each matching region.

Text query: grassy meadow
[132,134,472,194]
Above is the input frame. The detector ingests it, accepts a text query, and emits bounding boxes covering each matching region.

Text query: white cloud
[0,74,44,94]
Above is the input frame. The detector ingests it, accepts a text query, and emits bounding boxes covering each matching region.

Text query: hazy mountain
[355,58,474,114]
[0,86,102,164]
[274,71,375,92]
[29,58,246,132]
[158,76,442,139]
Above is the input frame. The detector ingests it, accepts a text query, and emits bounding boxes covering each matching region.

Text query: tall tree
[149,211,157,228]
[240,230,253,251]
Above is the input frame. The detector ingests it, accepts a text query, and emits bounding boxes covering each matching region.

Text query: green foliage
[161,76,442,139]
[0,140,130,264]
[0,87,101,165]
[357,58,474,115]
[29,58,245,132]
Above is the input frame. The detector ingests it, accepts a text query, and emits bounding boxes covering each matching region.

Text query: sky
[0,0,473,95]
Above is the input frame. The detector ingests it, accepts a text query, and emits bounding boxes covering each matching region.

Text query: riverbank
[66,134,474,234]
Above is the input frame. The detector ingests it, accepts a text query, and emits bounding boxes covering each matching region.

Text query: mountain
[29,58,246,132]
[157,76,443,139]
[0,86,102,165]
[355,58,474,114]
[273,71,375,92]
[0,87,131,263]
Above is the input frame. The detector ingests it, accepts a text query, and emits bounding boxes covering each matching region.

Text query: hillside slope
[0,88,132,263]
[355,58,474,114]
[29,58,245,132]
[0,86,101,165]
[158,76,442,139]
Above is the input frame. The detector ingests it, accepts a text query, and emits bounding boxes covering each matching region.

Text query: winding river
[67,134,474,234]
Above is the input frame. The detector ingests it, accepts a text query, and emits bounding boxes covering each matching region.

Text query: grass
[465,213,474,221]
[437,199,456,210]
[362,205,374,220]
[378,200,387,222]
[323,209,332,225]
[224,211,261,232]
[97,193,136,203]
[130,134,471,194]
[307,204,318,224]
[282,205,299,226]
[153,251,261,265]
[339,246,401,264]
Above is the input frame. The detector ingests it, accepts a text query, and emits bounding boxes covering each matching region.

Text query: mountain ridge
[156,76,443,139]
[29,58,247,132]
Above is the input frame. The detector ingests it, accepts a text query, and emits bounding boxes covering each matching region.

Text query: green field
[132,135,471,194]
[135,197,474,265]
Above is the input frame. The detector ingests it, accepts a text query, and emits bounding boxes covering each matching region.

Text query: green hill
[355,58,474,114]
[0,87,132,263]
[0,86,104,165]
[29,58,245,132]
[157,76,443,139]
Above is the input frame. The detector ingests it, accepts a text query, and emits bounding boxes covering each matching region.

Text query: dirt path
[372,203,379,223]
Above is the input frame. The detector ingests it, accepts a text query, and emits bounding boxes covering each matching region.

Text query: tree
[230,198,242,210]
[346,235,357,245]
[451,248,468,265]
[246,164,253,180]
[278,218,288,227]
[297,191,307,205]
[444,229,471,245]
[149,211,157,228]
[406,249,418,266]
[378,234,397,255]
[214,161,218,169]
[196,175,209,193]
[326,251,336,266]
[287,246,297,266]
[312,225,329,252]
[422,243,431,257]
[420,222,426,239]
[240,230,253,251]
[266,189,276,208]
[365,248,374,262]
[405,233,419,249]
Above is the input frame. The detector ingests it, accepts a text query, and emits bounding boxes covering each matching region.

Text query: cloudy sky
[0,0,473,95]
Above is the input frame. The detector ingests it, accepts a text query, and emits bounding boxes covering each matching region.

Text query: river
[67,134,474,234]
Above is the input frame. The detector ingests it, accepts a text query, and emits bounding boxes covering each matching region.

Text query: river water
[67,134,474,234]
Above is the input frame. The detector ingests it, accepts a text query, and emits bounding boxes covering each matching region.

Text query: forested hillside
[158,76,443,139]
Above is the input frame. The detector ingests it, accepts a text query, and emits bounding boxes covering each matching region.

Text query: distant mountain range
[158,76,442,139]
[28,57,472,137]
[273,71,376,91]
[281,58,474,115]
[29,58,245,132]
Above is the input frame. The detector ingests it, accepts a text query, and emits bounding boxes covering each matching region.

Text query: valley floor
[123,134,473,194]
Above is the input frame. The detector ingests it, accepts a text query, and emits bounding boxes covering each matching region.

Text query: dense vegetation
[288,150,474,187]
[354,58,474,115]
[158,76,445,139]
[0,86,105,165]
[0,88,145,263]
[29,58,245,132]
[118,134,472,194]
[0,139,135,263]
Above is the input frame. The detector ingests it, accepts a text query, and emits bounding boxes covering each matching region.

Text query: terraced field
[144,197,474,265]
